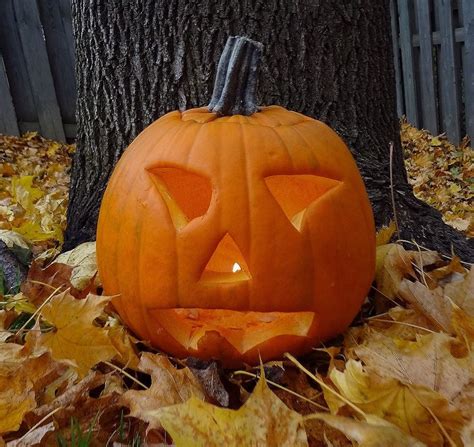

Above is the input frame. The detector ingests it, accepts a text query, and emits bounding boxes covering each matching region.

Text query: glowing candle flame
[232,262,242,273]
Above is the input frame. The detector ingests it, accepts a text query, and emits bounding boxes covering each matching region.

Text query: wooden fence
[1,1,472,144]
[0,0,76,142]
[391,0,474,144]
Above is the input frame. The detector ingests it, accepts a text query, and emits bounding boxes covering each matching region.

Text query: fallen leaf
[54,242,98,291]
[452,305,474,344]
[0,311,15,342]
[375,244,416,299]
[310,413,426,447]
[0,372,35,434]
[444,266,474,314]
[39,292,117,376]
[375,221,396,246]
[0,230,31,266]
[107,326,139,369]
[354,331,473,401]
[121,353,206,430]
[152,374,308,447]
[398,280,453,332]
[323,359,463,446]
[186,359,229,407]
[6,421,55,446]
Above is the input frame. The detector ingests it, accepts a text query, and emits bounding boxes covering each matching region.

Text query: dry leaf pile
[0,228,473,446]
[0,127,472,446]
[0,133,73,247]
[401,121,474,236]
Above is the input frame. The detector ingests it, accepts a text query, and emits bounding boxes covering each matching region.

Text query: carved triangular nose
[200,233,251,284]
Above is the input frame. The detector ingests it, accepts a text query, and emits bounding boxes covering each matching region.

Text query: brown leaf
[29,370,106,423]
[187,359,229,406]
[121,353,206,430]
[21,261,74,306]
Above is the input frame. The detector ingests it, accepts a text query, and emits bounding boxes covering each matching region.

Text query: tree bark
[66,0,473,261]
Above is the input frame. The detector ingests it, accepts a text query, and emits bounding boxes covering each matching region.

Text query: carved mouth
[147,308,315,354]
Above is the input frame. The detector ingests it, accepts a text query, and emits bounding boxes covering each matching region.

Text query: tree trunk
[66,0,473,261]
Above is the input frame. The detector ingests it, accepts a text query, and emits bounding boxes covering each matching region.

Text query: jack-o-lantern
[97,36,375,366]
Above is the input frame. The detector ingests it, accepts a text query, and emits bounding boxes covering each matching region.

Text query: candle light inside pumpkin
[232,262,242,273]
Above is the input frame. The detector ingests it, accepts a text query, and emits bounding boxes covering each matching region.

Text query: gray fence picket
[398,0,420,127]
[13,0,66,141]
[59,0,75,64]
[38,0,77,124]
[416,0,439,135]
[436,0,462,143]
[390,0,404,117]
[0,0,36,124]
[463,0,474,140]
[0,53,19,136]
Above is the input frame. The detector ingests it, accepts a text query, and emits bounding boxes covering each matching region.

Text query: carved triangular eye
[264,175,342,231]
[200,233,251,284]
[148,167,212,230]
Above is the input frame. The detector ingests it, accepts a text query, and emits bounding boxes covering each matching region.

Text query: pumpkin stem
[208,36,263,116]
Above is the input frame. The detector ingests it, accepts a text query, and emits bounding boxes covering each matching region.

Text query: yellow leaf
[430,136,443,146]
[5,292,36,314]
[39,292,117,377]
[11,176,44,211]
[311,413,426,447]
[0,373,35,434]
[324,360,463,446]
[375,221,396,247]
[46,141,61,157]
[150,374,308,447]
[13,221,62,243]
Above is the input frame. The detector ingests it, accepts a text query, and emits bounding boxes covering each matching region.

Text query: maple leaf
[354,331,473,401]
[121,353,206,430]
[310,413,426,447]
[39,292,117,377]
[150,374,308,447]
[323,359,463,446]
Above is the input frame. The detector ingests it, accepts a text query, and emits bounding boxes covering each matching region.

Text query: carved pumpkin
[97,36,375,366]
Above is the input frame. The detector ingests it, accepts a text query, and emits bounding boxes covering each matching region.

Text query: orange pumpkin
[97,36,375,366]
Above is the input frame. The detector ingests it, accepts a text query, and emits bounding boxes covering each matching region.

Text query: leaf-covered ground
[0,127,472,446]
